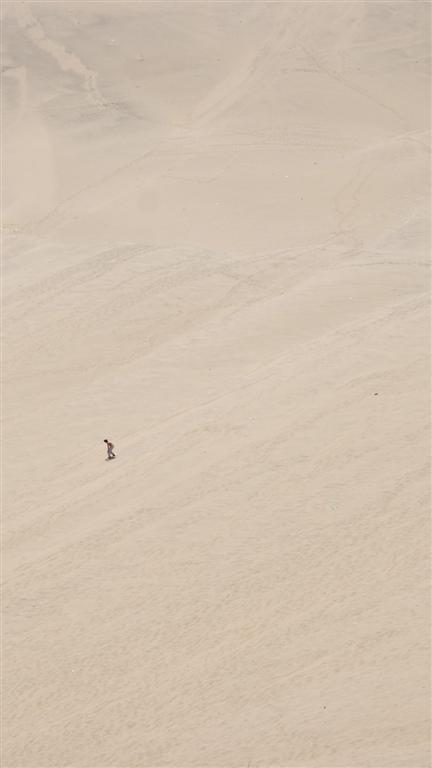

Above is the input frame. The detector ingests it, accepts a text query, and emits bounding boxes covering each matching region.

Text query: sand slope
[3,2,430,766]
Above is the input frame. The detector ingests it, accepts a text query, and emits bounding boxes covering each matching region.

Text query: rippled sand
[3,2,430,766]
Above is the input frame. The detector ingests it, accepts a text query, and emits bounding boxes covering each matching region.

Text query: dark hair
[104,439,108,443]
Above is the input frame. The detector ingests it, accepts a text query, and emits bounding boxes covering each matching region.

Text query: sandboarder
[104,439,116,460]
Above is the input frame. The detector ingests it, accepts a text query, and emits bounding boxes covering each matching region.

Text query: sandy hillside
[3,2,430,766]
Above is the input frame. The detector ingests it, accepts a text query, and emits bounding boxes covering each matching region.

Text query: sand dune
[3,2,430,766]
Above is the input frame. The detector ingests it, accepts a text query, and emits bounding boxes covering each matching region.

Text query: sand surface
[3,2,431,766]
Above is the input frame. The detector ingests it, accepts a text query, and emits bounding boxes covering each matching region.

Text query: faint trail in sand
[301,45,409,129]
[15,2,106,109]
[193,7,291,127]
[25,143,162,234]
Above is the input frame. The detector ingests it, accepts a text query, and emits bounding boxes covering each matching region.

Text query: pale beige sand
[3,2,431,766]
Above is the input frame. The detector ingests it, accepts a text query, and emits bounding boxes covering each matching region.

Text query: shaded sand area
[3,2,430,766]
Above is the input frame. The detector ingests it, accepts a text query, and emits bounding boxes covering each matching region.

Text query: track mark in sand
[15,2,106,109]
[301,46,408,129]
[193,12,290,126]
[26,143,161,234]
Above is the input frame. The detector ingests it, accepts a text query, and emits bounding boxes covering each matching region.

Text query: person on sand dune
[104,439,116,460]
